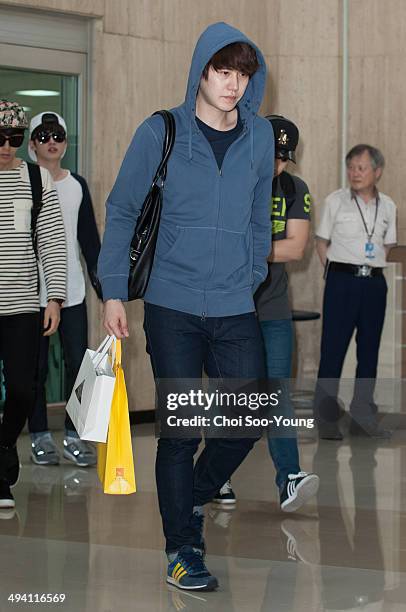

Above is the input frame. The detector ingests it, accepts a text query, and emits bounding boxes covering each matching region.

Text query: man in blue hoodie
[98,22,274,592]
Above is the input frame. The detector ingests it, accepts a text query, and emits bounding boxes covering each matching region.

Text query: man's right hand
[103,299,129,339]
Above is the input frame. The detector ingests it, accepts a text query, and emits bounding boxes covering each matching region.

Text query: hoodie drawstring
[250,125,254,169]
[188,120,193,161]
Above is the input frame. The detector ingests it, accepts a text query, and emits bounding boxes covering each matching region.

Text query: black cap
[265,114,299,163]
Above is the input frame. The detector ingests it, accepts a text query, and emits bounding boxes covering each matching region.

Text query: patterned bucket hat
[0,99,28,129]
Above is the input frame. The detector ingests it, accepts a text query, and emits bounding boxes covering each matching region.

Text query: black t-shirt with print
[255,171,311,321]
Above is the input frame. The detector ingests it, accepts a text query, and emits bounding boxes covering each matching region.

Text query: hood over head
[185,22,267,124]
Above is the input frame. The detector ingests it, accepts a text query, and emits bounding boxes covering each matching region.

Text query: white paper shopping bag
[66,335,116,442]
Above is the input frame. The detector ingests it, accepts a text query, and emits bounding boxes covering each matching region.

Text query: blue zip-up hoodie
[98,22,274,317]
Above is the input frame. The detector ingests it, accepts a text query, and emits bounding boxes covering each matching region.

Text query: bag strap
[27,163,43,258]
[150,110,176,187]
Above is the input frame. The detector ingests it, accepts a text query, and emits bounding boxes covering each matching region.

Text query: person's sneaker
[0,445,20,486]
[0,479,15,508]
[31,432,60,466]
[63,436,96,467]
[167,545,218,591]
[280,472,320,513]
[212,480,236,505]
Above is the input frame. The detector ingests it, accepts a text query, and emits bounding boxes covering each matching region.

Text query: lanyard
[352,192,379,242]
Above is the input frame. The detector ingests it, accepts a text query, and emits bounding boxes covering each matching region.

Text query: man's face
[347,151,382,194]
[274,157,289,177]
[30,125,67,164]
[0,129,24,170]
[198,66,250,113]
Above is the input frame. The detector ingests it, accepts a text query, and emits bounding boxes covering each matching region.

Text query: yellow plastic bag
[97,339,136,495]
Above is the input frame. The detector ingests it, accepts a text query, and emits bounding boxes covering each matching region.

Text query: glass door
[0,43,87,405]
[0,67,79,171]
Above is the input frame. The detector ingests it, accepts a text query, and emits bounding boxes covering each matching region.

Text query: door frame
[0,42,87,174]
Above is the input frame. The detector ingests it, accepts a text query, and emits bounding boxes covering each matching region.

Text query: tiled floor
[1,424,406,611]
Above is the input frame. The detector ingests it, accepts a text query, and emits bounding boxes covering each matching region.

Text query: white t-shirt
[316,188,397,267]
[39,171,85,308]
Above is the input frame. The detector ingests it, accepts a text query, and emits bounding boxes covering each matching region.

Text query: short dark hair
[202,42,259,80]
[346,144,385,170]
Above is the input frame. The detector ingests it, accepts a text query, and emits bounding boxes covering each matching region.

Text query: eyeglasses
[35,130,66,144]
[0,132,25,148]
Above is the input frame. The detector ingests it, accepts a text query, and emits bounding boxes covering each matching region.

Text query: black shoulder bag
[128,110,176,300]
[27,162,43,258]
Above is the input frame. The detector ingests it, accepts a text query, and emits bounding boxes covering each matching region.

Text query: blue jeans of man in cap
[260,319,300,489]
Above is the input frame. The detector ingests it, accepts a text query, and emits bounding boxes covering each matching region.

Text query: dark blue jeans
[260,319,300,489]
[29,301,88,434]
[144,303,266,553]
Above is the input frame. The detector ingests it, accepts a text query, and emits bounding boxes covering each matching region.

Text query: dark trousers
[143,303,266,553]
[0,312,41,447]
[315,270,387,425]
[29,301,88,434]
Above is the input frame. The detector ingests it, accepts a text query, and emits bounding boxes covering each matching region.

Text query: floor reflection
[0,427,405,611]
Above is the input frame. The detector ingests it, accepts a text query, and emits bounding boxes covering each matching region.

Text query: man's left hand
[43,301,62,336]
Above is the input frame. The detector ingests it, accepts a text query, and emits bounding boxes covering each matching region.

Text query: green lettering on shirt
[304,193,311,214]
[272,220,286,234]
[271,196,286,217]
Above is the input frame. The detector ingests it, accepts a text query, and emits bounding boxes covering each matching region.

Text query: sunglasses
[35,129,66,144]
[0,132,25,148]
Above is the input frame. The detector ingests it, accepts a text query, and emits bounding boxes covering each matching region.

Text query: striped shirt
[0,161,66,315]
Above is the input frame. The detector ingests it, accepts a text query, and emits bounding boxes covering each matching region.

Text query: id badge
[365,241,375,260]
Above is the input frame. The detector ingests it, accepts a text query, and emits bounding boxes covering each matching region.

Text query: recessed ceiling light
[15,90,60,97]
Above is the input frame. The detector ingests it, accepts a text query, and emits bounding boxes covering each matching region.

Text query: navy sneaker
[212,480,236,505]
[280,472,320,512]
[167,545,218,591]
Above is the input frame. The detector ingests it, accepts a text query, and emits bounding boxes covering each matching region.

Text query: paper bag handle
[94,334,115,357]
[93,335,116,370]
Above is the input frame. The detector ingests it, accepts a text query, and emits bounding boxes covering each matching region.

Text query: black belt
[329,262,383,278]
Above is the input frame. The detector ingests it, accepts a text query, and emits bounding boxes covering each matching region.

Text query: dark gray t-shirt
[255,172,311,321]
